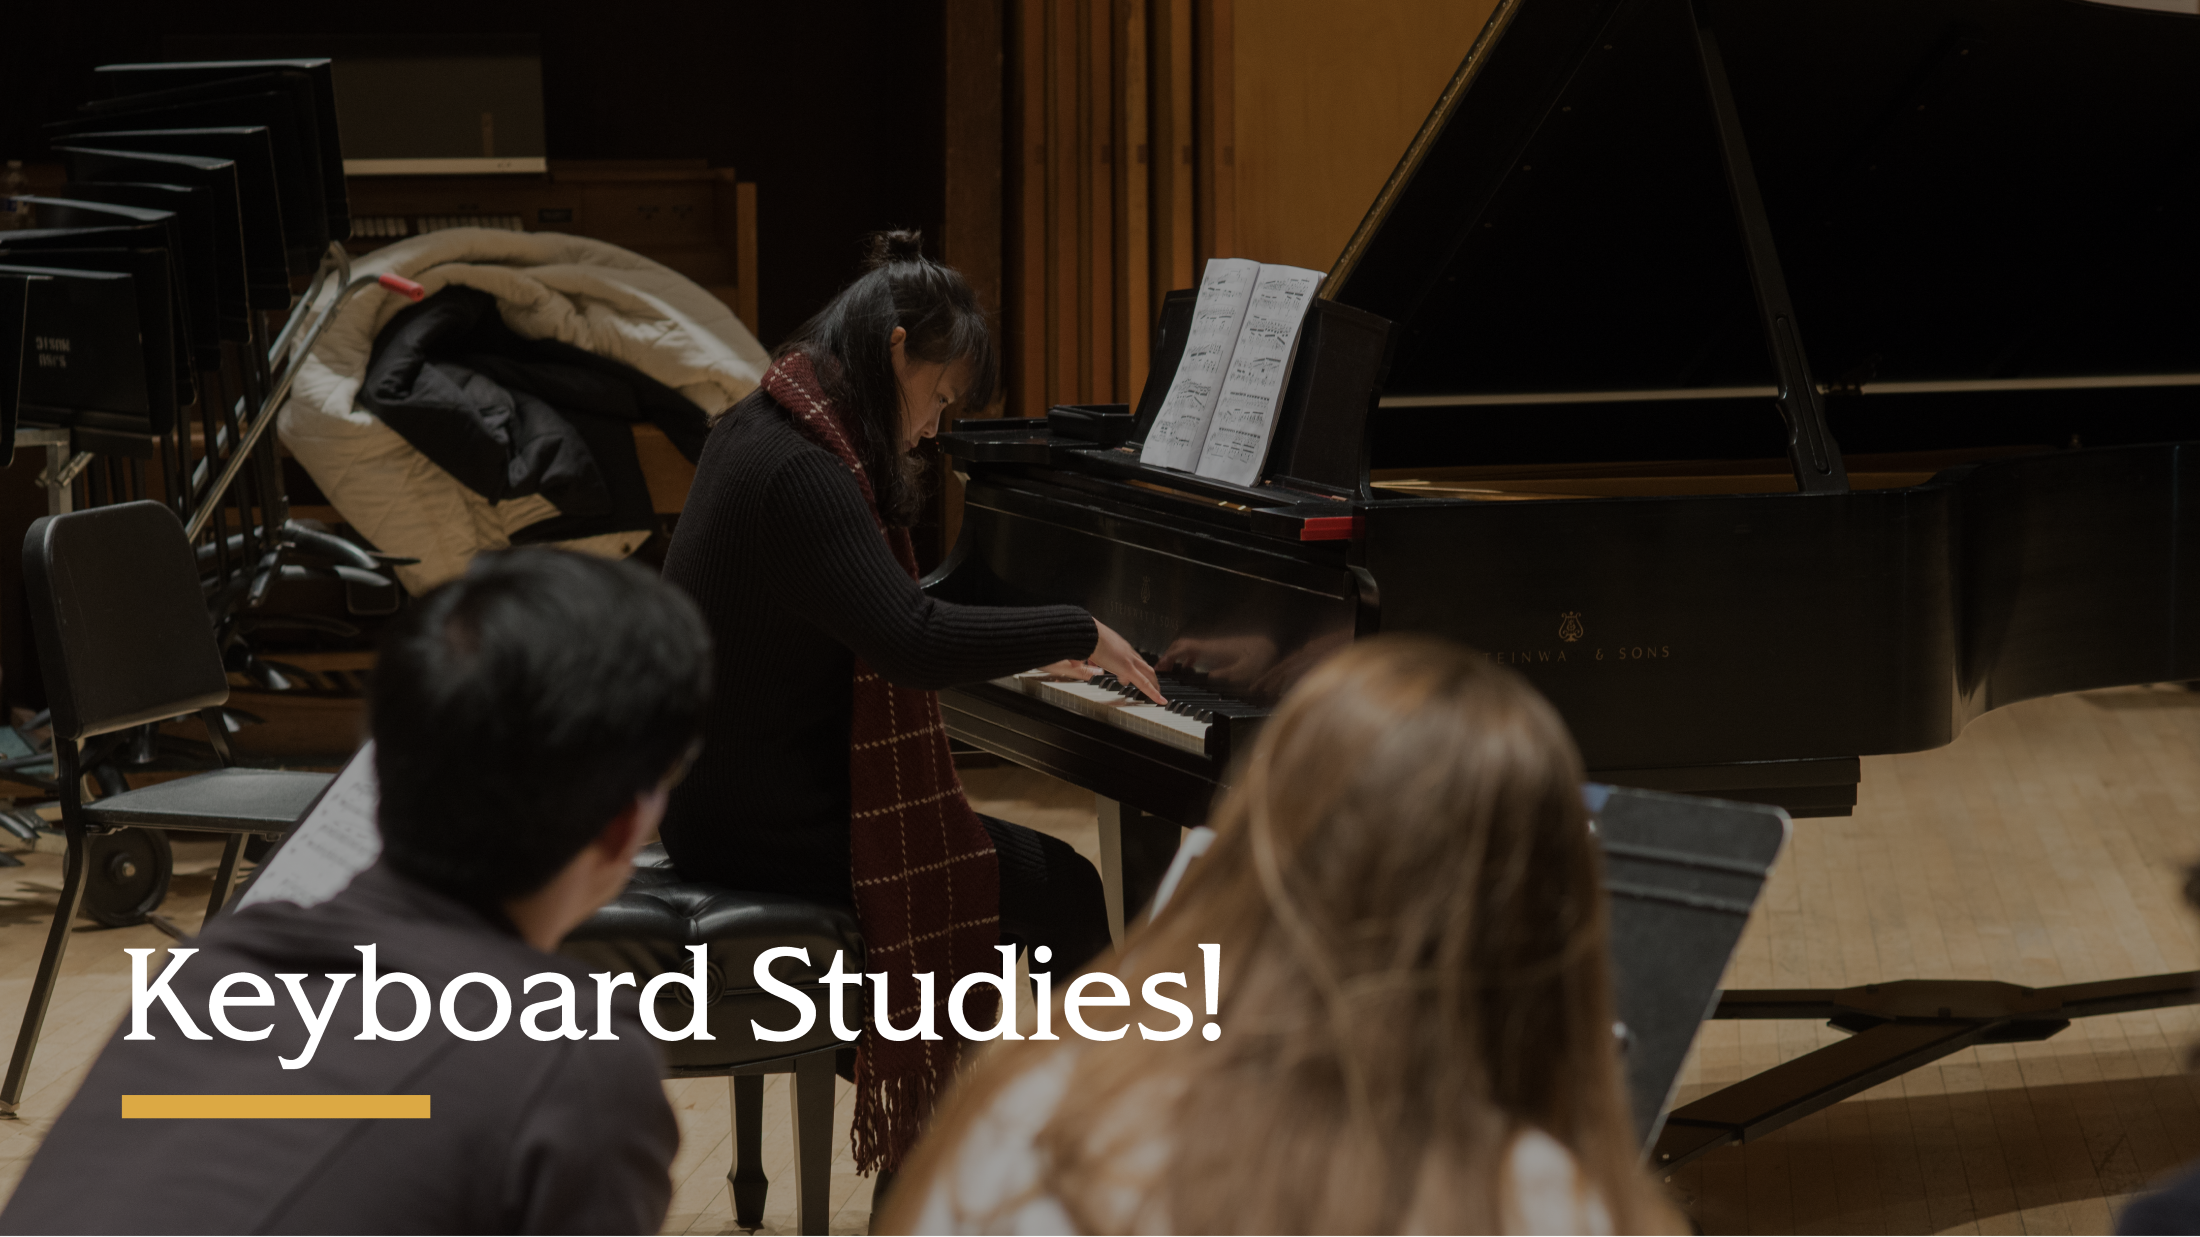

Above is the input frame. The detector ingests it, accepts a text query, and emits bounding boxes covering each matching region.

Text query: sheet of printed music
[1142,258,1260,472]
[1138,258,1325,484]
[236,743,381,911]
[1194,263,1324,486]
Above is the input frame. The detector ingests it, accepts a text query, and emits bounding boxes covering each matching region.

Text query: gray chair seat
[85,768,332,831]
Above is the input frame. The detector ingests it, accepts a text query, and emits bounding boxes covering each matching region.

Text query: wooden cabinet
[343,159,758,335]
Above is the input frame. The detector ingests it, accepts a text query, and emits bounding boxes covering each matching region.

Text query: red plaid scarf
[761,352,1001,1174]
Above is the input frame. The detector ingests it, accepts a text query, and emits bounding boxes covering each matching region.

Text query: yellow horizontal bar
[121,1094,430,1119]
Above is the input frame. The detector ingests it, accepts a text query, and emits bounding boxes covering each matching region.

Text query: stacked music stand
[0,62,414,921]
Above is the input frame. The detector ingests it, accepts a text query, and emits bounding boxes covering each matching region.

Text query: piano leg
[1097,798,1184,946]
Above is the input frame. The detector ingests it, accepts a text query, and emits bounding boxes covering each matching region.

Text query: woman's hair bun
[864,229,927,270]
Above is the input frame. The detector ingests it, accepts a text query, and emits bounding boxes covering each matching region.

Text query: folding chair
[0,500,331,1116]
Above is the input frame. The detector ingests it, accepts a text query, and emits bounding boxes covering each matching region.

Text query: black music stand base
[1653,971,2200,1171]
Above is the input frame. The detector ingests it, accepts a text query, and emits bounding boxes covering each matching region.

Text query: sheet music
[1192,263,1324,487]
[1140,258,1260,471]
[236,744,381,911]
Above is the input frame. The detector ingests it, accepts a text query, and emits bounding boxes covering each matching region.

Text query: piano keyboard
[351,215,528,240]
[987,669,1268,758]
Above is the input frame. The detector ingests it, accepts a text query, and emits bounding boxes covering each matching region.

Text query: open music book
[235,743,381,911]
[1139,258,1325,485]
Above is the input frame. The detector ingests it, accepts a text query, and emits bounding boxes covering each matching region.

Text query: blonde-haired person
[882,635,1684,1235]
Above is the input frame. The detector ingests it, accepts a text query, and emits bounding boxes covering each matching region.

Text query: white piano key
[989,672,1211,755]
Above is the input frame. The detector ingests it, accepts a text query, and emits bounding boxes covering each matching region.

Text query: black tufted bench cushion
[560,844,862,1070]
[558,844,858,1234]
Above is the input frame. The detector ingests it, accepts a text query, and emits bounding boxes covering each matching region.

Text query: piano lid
[1327,0,2200,408]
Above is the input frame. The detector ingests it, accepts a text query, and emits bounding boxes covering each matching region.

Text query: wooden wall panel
[943,0,1006,343]
[1150,0,1197,317]
[941,0,1005,555]
[1008,0,1051,419]
[1080,0,1115,402]
[1112,0,1152,398]
[1002,0,1226,415]
[1048,0,1083,403]
[1194,0,1237,263]
[999,0,1485,417]
[1231,0,1494,272]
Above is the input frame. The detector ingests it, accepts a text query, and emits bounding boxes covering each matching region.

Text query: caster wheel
[69,828,173,928]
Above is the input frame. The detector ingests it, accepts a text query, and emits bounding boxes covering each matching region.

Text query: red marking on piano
[1298,515,1364,541]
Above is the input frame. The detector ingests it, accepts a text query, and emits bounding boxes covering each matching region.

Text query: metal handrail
[266,243,352,373]
[182,268,425,541]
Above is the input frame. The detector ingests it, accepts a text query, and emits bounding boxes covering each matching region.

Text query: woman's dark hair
[372,549,712,909]
[775,229,998,525]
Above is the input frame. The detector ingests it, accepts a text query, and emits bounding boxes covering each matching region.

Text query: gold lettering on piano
[1490,649,1571,665]
[1558,611,1584,642]
[1484,643,1674,666]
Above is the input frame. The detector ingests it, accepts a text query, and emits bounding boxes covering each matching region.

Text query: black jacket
[360,286,709,543]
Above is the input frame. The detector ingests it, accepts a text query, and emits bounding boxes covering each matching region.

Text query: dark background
[0,0,950,345]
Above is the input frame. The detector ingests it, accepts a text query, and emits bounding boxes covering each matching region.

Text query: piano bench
[561,843,862,1236]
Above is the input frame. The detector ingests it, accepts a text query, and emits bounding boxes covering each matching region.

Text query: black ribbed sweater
[657,391,1097,906]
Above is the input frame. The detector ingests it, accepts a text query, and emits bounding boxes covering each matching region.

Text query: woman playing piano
[658,230,1159,1183]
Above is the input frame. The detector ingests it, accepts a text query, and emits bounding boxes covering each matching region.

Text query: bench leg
[205,833,246,920]
[728,1073,768,1229]
[2,823,91,1116]
[792,1048,836,1235]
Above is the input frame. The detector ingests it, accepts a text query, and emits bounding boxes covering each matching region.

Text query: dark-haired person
[659,230,1147,1182]
[0,550,711,1236]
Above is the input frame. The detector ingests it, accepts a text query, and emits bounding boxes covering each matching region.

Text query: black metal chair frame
[0,500,330,1117]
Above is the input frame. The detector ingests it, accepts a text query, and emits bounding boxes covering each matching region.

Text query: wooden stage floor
[0,685,2193,1233]
[1666,683,2200,1234]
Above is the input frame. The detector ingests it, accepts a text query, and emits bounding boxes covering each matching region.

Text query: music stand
[0,273,32,466]
[62,130,288,308]
[33,190,221,365]
[53,75,331,272]
[56,147,249,335]
[0,240,181,437]
[0,266,151,434]
[93,60,348,244]
[1593,785,1789,1150]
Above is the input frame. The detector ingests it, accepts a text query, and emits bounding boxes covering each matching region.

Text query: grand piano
[927,0,2200,1167]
